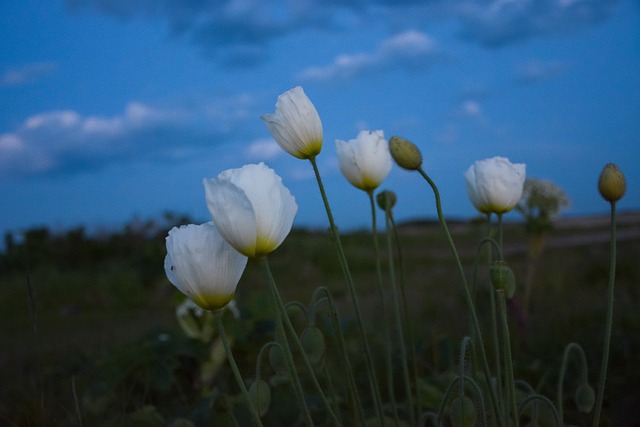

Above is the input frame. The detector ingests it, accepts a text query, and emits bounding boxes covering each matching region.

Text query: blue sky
[1,0,638,237]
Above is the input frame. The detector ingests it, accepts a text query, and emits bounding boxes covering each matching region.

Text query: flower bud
[389,136,423,170]
[449,395,477,427]
[301,326,326,366]
[376,190,397,211]
[574,383,595,414]
[248,379,271,417]
[490,260,516,299]
[598,163,626,202]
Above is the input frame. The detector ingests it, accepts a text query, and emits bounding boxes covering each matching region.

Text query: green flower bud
[490,260,516,299]
[598,163,626,202]
[268,344,288,378]
[389,136,423,170]
[248,379,271,418]
[574,383,595,414]
[449,395,477,427]
[301,326,326,366]
[376,190,397,211]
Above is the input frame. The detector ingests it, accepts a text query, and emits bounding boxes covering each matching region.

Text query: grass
[1,212,639,426]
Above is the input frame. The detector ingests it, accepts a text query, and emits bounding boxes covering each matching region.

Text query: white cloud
[459,100,482,118]
[0,62,58,87]
[71,0,616,64]
[298,30,439,82]
[245,138,282,160]
[515,59,569,84]
[0,95,257,177]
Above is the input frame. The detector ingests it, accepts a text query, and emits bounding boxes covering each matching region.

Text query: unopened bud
[268,344,288,377]
[376,190,397,211]
[389,136,423,170]
[490,260,516,299]
[301,326,325,366]
[449,395,477,427]
[598,163,626,202]
[574,383,595,414]
[248,379,271,417]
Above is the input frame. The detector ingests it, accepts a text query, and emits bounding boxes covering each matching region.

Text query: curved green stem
[592,201,618,427]
[259,256,341,426]
[557,342,590,423]
[417,167,502,426]
[384,205,416,426]
[518,394,561,427]
[216,314,265,427]
[309,156,385,423]
[368,190,399,425]
[497,289,518,427]
[312,287,366,424]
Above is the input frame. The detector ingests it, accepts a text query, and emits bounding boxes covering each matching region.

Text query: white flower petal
[204,163,298,257]
[261,86,323,159]
[464,157,526,214]
[336,130,391,191]
[164,222,247,310]
[204,175,259,257]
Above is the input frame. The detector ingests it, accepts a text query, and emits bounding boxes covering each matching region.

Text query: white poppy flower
[464,157,526,214]
[203,162,298,258]
[261,86,323,159]
[335,130,392,192]
[164,222,248,311]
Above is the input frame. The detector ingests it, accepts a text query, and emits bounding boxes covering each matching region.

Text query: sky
[1,0,639,239]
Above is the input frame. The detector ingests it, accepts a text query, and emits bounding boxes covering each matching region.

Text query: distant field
[1,212,638,426]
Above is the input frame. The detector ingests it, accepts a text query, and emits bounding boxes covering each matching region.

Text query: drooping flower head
[335,130,392,192]
[261,86,323,159]
[164,222,248,311]
[464,156,526,215]
[203,162,298,258]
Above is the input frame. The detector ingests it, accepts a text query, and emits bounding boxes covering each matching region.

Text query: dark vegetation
[1,212,639,426]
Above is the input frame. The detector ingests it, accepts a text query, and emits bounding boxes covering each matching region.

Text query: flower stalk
[216,313,265,427]
[308,156,385,424]
[417,166,503,426]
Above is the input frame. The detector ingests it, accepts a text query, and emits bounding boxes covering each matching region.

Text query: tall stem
[259,257,341,426]
[389,213,421,419]
[592,201,618,427]
[557,342,589,424]
[313,287,366,424]
[497,289,518,427]
[308,156,385,423]
[216,314,265,427]
[385,207,416,426]
[417,167,502,426]
[368,191,399,425]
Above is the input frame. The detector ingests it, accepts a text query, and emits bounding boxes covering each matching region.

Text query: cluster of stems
[212,158,620,427]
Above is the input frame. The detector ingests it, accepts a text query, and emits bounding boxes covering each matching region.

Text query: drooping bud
[300,326,326,366]
[574,383,596,414]
[376,190,397,211]
[389,136,423,170]
[490,260,516,299]
[248,379,271,417]
[449,395,477,427]
[598,163,626,202]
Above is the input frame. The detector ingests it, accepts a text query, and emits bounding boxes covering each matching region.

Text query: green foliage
[1,213,639,425]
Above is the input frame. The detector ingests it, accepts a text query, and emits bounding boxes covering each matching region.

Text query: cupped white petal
[204,175,259,257]
[204,163,298,257]
[261,86,323,159]
[464,157,526,214]
[164,222,248,310]
[335,130,391,191]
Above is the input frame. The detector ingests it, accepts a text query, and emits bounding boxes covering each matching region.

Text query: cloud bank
[0,96,255,178]
[67,0,616,64]
[298,30,439,82]
[0,62,58,87]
